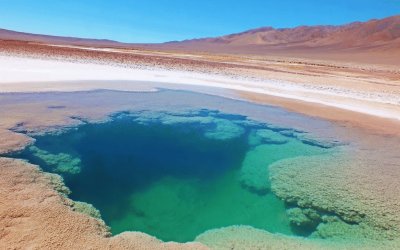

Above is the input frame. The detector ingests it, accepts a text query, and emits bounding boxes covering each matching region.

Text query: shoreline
[1,52,399,132]
[237,91,400,137]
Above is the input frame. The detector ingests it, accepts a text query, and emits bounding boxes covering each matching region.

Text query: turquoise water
[13,109,332,242]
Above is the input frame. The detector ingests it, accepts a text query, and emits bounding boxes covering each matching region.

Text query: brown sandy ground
[1,40,399,96]
[270,147,400,237]
[195,225,400,250]
[1,39,399,136]
[237,91,400,137]
[0,41,400,249]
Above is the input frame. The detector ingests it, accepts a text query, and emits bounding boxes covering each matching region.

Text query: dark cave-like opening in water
[10,109,333,242]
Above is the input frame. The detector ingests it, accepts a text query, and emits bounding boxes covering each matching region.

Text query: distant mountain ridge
[166,15,400,49]
[156,15,400,64]
[0,28,127,47]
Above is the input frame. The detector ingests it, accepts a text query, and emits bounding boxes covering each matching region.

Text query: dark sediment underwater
[11,109,338,242]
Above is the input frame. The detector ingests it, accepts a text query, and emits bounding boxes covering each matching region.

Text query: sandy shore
[1,41,399,129]
[1,41,400,249]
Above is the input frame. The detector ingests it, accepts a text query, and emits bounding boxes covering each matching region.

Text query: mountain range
[1,15,399,64]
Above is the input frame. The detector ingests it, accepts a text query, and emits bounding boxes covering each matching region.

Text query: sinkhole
[12,109,333,242]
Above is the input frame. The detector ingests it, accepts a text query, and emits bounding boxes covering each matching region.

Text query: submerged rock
[239,145,271,194]
[248,129,289,146]
[131,110,246,141]
[72,201,102,220]
[287,207,321,229]
[311,215,381,240]
[240,136,327,194]
[28,146,82,174]
[203,118,245,141]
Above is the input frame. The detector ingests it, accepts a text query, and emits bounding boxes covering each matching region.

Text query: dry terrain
[0,16,400,249]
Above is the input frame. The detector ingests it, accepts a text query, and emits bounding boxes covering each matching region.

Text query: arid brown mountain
[0,28,128,47]
[156,15,400,64]
[169,15,400,47]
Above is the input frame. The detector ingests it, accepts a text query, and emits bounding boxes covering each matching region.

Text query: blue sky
[0,0,399,43]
